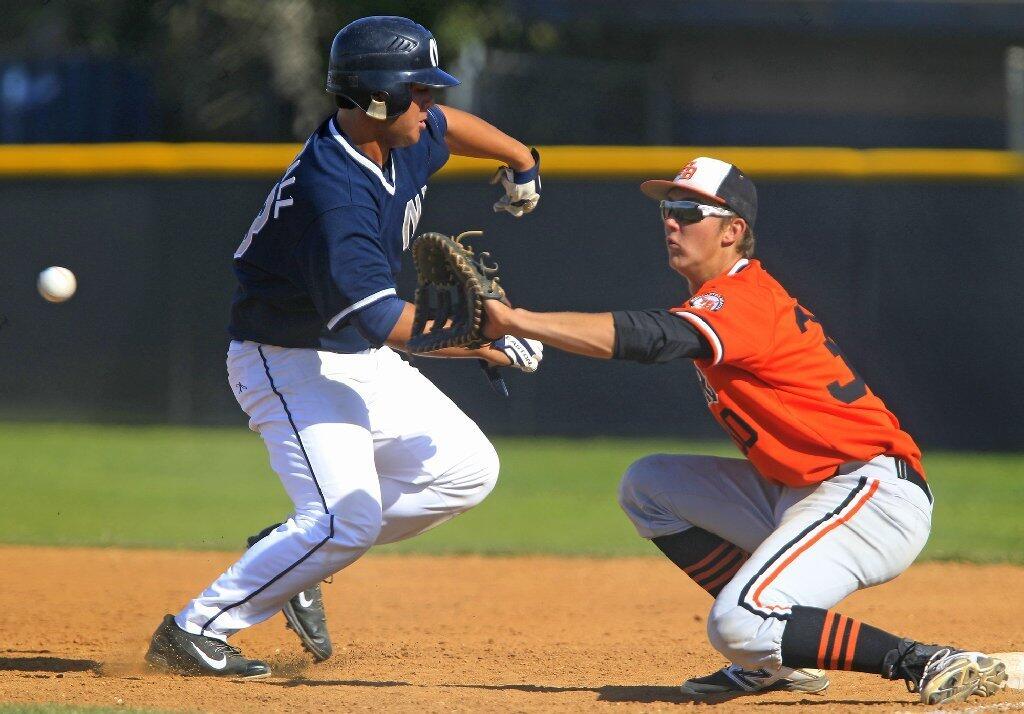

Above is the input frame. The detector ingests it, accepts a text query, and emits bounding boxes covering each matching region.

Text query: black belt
[893,457,933,504]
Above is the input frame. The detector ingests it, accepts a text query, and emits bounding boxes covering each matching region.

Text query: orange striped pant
[618,454,931,671]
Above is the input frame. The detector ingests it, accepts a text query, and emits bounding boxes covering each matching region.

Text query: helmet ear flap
[366,92,389,121]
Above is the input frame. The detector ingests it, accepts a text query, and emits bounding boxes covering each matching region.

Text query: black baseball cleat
[681,664,829,699]
[885,639,1007,705]
[145,615,270,679]
[281,584,333,661]
[248,523,333,662]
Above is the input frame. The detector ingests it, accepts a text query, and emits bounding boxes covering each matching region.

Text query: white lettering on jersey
[274,176,296,218]
[234,159,300,259]
[401,185,428,251]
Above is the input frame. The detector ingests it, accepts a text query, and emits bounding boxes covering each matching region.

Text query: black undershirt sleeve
[611,310,712,363]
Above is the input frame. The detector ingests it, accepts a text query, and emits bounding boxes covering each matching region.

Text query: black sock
[781,605,904,673]
[652,527,749,597]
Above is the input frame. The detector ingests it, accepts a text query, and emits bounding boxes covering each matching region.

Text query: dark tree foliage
[1,0,534,141]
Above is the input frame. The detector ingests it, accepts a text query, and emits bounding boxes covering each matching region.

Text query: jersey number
[720,407,758,455]
[234,159,300,259]
[794,305,867,404]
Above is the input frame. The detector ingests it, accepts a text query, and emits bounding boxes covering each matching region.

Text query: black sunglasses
[659,200,736,224]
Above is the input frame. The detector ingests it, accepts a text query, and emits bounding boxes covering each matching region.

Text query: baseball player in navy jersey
[145,16,542,678]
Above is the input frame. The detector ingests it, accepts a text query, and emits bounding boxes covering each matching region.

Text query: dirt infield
[1,547,1022,713]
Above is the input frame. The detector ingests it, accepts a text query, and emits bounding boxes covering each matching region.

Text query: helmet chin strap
[366,95,388,120]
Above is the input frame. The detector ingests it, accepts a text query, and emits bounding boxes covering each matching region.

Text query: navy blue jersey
[228,106,450,352]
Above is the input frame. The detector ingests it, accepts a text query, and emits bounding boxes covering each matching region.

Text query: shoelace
[207,639,243,658]
[890,643,923,692]
[724,664,772,689]
[903,647,954,694]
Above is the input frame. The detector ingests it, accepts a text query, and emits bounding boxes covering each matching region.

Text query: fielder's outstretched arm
[485,305,617,359]
[483,300,712,363]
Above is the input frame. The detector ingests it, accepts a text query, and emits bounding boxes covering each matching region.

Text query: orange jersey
[670,258,923,487]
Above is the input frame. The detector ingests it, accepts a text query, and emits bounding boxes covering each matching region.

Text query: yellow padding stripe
[0,143,1022,179]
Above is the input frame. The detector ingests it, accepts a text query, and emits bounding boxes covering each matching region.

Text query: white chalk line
[894,702,1024,714]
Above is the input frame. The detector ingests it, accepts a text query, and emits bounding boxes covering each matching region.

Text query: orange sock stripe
[682,541,730,576]
[829,615,849,669]
[701,553,749,593]
[843,620,862,671]
[816,610,836,669]
[692,547,744,585]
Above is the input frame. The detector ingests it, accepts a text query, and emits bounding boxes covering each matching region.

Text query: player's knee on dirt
[618,454,686,537]
[707,602,783,671]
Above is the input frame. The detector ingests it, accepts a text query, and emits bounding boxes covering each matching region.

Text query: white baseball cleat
[914,649,1007,705]
[885,639,1008,705]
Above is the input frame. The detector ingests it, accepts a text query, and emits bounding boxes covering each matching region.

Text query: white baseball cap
[641,156,758,227]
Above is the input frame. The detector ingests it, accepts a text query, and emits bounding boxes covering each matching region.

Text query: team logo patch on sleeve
[688,292,725,311]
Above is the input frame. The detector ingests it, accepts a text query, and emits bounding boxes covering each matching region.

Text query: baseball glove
[407,230,507,353]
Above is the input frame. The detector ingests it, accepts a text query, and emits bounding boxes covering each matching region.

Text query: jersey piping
[669,258,751,366]
[728,258,750,275]
[326,287,397,330]
[328,117,396,195]
[674,311,724,365]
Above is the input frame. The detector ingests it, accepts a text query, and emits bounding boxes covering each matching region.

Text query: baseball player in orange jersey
[482,157,1008,705]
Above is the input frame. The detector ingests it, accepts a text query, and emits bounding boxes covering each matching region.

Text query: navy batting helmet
[326,16,460,120]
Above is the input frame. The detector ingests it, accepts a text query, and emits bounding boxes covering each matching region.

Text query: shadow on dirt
[263,679,596,693]
[0,656,101,673]
[446,680,593,692]
[258,678,897,706]
[260,678,414,688]
[597,685,691,703]
[448,683,598,693]
[597,686,891,706]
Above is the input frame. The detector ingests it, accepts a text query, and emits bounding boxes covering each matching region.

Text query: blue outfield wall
[0,177,1020,451]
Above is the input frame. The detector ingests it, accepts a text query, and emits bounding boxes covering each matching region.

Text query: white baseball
[37,266,77,303]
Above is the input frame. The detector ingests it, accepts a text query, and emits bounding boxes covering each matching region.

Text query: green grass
[0,423,1020,562]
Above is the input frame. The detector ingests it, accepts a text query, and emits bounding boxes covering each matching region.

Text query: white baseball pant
[618,453,932,671]
[175,342,499,640]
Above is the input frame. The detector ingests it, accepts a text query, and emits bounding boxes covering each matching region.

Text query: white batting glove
[491,148,541,218]
[492,335,544,373]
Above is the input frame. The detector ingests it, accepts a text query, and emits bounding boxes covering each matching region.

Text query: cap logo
[677,161,698,181]
[429,38,439,67]
[386,35,417,53]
